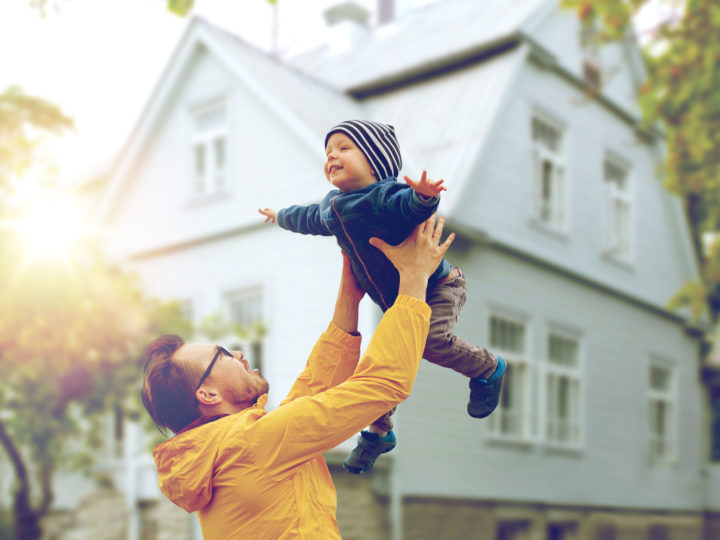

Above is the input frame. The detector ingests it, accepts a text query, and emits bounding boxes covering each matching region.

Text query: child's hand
[404,170,446,198]
[259,208,277,223]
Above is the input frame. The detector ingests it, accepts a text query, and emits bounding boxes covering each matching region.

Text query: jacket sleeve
[381,184,440,224]
[278,323,362,407]
[277,204,332,236]
[247,295,431,480]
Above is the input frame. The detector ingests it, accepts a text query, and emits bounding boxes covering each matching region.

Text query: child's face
[324,133,376,193]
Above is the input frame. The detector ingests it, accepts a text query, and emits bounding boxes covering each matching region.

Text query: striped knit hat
[325,120,402,180]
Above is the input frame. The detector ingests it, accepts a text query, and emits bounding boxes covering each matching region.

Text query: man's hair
[141,334,202,434]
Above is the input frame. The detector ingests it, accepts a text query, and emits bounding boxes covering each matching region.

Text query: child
[259,120,505,474]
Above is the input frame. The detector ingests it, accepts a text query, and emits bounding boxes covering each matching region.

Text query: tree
[0,89,191,539]
[562,0,720,322]
[0,239,190,539]
[0,86,73,196]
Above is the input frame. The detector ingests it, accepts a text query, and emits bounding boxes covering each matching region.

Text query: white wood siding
[452,60,695,310]
[398,245,703,510]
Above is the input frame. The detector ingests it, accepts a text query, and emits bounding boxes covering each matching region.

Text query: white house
[45,0,714,538]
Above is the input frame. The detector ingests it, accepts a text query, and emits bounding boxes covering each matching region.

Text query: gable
[95,16,362,233]
[525,4,646,116]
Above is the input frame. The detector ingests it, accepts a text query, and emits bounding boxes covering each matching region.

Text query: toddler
[259,120,505,474]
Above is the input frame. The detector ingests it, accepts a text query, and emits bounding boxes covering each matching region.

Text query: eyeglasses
[196,345,233,391]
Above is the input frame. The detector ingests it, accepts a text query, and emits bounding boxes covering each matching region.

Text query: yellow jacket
[153,295,431,539]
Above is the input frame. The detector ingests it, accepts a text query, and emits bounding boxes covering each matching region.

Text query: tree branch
[0,419,30,496]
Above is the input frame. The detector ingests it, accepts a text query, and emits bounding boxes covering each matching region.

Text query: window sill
[185,190,233,210]
[647,454,678,468]
[485,434,534,450]
[529,218,569,241]
[601,250,635,271]
[542,442,584,458]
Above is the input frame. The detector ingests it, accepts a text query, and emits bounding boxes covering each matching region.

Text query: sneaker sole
[342,444,396,475]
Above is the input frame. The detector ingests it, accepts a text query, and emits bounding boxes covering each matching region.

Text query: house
[48,0,713,538]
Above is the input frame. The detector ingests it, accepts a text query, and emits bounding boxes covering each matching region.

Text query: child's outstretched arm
[259,208,277,223]
[404,170,446,198]
[260,204,332,236]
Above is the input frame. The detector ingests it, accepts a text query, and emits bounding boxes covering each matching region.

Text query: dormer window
[580,23,603,91]
[582,61,602,91]
[190,100,228,197]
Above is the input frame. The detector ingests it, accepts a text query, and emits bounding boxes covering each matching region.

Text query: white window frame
[223,286,266,374]
[647,358,677,464]
[189,98,229,199]
[486,312,534,443]
[542,328,583,450]
[531,113,566,232]
[603,155,634,262]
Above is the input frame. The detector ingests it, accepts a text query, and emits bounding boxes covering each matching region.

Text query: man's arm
[250,216,455,479]
[279,253,365,406]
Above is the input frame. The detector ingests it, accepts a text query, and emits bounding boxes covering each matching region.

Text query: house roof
[290,0,551,93]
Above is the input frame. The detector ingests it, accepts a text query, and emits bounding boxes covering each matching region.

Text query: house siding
[398,245,702,511]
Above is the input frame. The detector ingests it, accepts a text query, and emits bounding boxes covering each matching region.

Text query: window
[648,361,675,462]
[580,23,603,91]
[548,522,579,540]
[224,287,266,374]
[604,158,632,260]
[497,521,530,540]
[191,101,228,196]
[545,333,582,446]
[710,385,720,462]
[487,315,530,440]
[531,115,565,230]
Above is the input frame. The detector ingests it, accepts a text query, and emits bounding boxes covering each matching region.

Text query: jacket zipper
[331,196,389,310]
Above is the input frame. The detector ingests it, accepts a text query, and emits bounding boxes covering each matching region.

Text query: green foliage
[0,85,190,533]
[0,231,190,530]
[564,0,720,321]
[0,86,73,192]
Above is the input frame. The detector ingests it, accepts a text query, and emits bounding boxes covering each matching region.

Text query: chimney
[323,1,371,55]
[377,0,395,25]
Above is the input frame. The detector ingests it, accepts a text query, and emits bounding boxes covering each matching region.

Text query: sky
[0,0,355,183]
[0,0,668,185]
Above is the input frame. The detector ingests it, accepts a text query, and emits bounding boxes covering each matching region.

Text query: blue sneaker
[343,430,396,474]
[467,356,506,418]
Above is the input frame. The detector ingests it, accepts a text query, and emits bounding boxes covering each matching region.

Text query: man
[142,215,454,539]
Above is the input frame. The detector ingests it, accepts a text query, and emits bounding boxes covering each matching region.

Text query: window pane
[548,335,578,367]
[650,365,670,391]
[194,104,226,132]
[226,288,263,329]
[532,117,561,152]
[194,144,205,191]
[490,317,525,353]
[214,137,225,169]
[604,160,627,190]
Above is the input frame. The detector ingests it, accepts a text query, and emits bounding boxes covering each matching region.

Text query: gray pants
[371,267,497,433]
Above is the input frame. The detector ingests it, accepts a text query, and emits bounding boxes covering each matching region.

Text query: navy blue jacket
[277,178,450,311]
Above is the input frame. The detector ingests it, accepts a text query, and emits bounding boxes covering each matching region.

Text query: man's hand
[259,208,277,223]
[404,170,446,198]
[369,214,454,300]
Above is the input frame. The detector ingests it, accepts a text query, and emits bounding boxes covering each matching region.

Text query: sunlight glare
[18,198,84,260]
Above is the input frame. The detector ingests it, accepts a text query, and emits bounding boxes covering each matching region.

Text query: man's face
[177,343,269,407]
[324,132,376,193]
